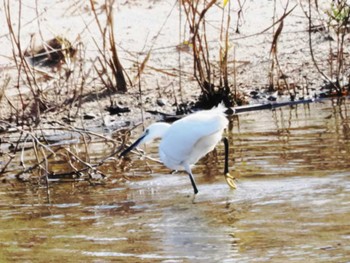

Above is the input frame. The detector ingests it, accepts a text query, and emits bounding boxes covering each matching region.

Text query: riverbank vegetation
[1,0,349,183]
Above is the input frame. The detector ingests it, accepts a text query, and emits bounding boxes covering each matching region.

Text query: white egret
[119,104,237,194]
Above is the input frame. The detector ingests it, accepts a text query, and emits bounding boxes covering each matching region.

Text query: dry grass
[181,0,235,108]
[1,0,350,183]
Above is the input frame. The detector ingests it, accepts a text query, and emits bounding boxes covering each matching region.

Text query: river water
[1,98,350,262]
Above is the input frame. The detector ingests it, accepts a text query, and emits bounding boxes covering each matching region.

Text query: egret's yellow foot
[225,173,237,189]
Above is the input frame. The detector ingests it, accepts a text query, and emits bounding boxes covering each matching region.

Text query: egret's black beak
[119,134,146,158]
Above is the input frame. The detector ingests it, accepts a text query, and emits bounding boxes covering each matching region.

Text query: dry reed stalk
[181,0,234,107]
[89,0,127,93]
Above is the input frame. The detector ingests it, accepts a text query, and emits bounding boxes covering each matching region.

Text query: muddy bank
[1,1,349,124]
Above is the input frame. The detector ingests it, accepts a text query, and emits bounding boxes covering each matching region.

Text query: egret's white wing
[160,111,228,166]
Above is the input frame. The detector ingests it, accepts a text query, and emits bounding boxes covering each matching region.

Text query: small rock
[0,125,6,133]
[62,116,75,123]
[83,113,96,120]
[267,95,277,101]
[105,104,130,115]
[157,98,167,106]
[8,127,17,133]
[250,91,260,99]
[18,173,31,182]
[90,171,105,180]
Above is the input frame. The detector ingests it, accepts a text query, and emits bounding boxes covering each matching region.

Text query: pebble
[83,113,96,120]
[157,98,167,106]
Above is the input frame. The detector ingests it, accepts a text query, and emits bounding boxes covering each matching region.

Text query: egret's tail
[212,102,235,115]
[214,102,226,111]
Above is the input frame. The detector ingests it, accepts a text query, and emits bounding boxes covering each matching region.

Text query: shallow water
[1,98,350,262]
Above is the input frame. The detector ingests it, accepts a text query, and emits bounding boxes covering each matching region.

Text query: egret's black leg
[184,164,199,194]
[222,137,237,189]
[222,137,229,174]
[188,172,199,194]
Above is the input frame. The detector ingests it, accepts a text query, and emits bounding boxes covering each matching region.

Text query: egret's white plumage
[120,104,235,194]
[159,106,228,171]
